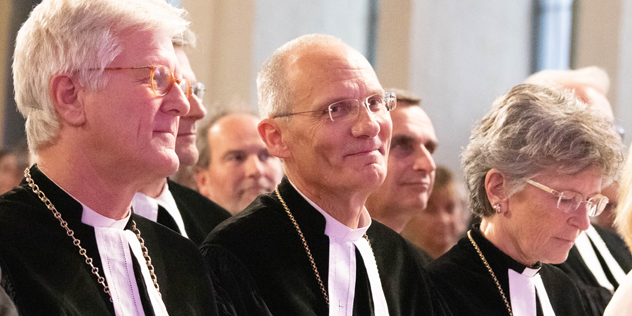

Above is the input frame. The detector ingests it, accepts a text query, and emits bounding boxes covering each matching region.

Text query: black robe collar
[469,226,542,275]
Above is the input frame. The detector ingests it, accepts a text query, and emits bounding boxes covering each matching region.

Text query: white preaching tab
[508,267,555,316]
[81,204,169,316]
[292,181,389,316]
[584,225,627,286]
[575,230,615,292]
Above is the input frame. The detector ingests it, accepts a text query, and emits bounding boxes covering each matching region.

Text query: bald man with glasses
[201,34,451,316]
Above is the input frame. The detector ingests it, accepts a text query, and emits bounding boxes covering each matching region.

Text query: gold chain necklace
[275,185,375,307]
[24,168,162,300]
[467,230,513,316]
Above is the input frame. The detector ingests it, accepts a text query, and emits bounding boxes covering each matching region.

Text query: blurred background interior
[0,0,630,184]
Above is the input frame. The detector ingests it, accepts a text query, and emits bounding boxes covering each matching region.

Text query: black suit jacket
[0,165,218,316]
[201,177,452,316]
[166,179,231,246]
[555,224,632,316]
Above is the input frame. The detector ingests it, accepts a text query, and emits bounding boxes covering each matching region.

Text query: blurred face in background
[402,179,469,259]
[196,113,283,214]
[366,104,437,232]
[174,47,207,167]
[0,154,20,194]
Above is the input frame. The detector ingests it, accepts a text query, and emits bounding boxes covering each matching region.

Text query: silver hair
[13,0,190,153]
[463,84,623,218]
[256,34,345,119]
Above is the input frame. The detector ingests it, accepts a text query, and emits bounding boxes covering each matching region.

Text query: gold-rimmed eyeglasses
[525,179,609,217]
[100,65,192,99]
[273,92,397,122]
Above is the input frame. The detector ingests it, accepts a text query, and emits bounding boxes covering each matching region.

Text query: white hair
[13,0,190,153]
[256,34,345,119]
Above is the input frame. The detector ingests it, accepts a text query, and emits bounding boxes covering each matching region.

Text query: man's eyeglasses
[191,82,205,100]
[273,92,397,122]
[100,65,194,99]
[525,179,609,217]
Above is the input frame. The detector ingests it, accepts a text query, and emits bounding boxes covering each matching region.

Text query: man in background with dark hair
[366,89,438,264]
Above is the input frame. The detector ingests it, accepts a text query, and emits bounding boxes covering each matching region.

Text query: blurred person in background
[527,66,632,316]
[366,88,437,264]
[427,84,622,315]
[195,109,283,215]
[605,147,632,314]
[132,31,231,246]
[0,145,28,194]
[401,165,470,260]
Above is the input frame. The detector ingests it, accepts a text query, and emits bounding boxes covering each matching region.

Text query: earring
[494,204,502,214]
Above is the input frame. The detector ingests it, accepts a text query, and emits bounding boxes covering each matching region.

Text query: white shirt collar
[287,179,389,316]
[131,182,189,238]
[289,179,371,241]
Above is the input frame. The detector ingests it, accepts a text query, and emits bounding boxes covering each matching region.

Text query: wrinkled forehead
[287,44,382,110]
[392,105,437,139]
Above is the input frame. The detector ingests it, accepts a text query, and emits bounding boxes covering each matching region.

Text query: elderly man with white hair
[201,34,451,316]
[0,0,218,314]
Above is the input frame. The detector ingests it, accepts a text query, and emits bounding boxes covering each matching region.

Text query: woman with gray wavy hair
[427,83,623,316]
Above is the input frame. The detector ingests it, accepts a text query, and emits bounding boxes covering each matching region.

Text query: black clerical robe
[555,225,632,316]
[201,177,452,316]
[166,179,231,245]
[0,165,218,316]
[427,228,587,316]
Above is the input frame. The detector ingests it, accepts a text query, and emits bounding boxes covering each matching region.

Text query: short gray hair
[13,0,190,153]
[256,34,345,119]
[463,84,623,218]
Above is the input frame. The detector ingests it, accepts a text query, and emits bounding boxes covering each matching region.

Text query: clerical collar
[132,182,188,238]
[288,179,371,241]
[36,167,167,315]
[81,203,130,229]
[286,179,389,316]
[39,167,131,228]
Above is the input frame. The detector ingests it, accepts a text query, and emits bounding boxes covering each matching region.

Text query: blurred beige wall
[182,0,255,111]
[375,0,412,90]
[573,0,622,113]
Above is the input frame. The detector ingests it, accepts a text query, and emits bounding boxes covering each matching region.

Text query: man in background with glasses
[526,67,632,316]
[201,34,451,315]
[0,0,219,314]
[132,30,231,246]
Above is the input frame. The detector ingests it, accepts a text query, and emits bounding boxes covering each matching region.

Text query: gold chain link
[130,220,161,296]
[467,230,513,316]
[275,185,375,308]
[24,168,161,301]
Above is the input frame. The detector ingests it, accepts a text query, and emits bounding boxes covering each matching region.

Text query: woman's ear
[485,168,507,209]
[258,118,291,159]
[50,74,86,126]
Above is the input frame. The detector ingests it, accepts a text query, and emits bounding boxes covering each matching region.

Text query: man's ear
[485,168,507,207]
[50,74,86,126]
[258,118,290,159]
[194,168,210,197]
